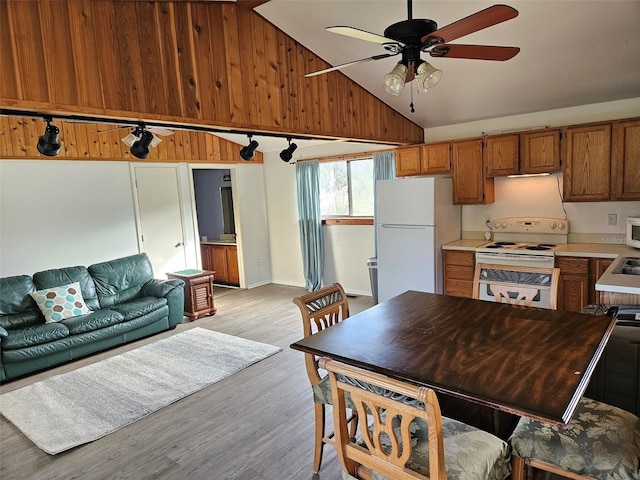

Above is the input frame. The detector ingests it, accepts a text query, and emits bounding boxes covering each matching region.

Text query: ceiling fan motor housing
[384,19,437,45]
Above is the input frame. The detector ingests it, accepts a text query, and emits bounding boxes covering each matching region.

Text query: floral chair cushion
[312,374,332,404]
[509,397,640,480]
[342,415,511,480]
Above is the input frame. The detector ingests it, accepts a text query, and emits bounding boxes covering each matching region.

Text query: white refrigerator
[376,177,461,303]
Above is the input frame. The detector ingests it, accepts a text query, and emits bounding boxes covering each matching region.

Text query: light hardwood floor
[0,284,374,480]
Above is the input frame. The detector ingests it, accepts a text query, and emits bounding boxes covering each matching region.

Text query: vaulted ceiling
[256,1,640,129]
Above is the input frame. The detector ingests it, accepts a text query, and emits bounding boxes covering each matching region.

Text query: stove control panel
[491,217,569,234]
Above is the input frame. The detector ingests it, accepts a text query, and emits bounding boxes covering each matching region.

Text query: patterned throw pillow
[30,282,92,323]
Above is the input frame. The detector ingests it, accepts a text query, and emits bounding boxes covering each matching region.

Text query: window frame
[319,157,374,225]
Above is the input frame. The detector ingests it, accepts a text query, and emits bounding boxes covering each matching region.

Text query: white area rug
[0,327,281,454]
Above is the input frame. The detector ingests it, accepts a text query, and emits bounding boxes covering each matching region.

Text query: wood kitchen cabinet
[443,250,475,298]
[395,146,421,176]
[395,143,451,177]
[201,243,240,287]
[452,138,494,205]
[556,256,591,312]
[563,123,612,202]
[611,118,640,200]
[421,142,451,174]
[484,134,519,177]
[520,128,561,174]
[556,256,616,311]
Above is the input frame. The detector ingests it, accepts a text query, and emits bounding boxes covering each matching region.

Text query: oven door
[475,252,555,309]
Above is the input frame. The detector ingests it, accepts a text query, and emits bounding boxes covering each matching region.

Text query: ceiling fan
[305,1,520,96]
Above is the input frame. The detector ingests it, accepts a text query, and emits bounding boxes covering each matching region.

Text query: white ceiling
[255,0,640,130]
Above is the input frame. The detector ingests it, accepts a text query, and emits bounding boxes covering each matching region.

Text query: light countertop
[200,241,237,246]
[441,239,487,251]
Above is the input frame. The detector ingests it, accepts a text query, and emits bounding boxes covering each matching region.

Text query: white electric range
[475,217,569,269]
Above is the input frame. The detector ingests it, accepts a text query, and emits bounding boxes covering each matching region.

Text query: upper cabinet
[484,134,519,176]
[452,138,494,205]
[520,128,561,174]
[395,142,451,177]
[563,123,612,202]
[611,118,640,201]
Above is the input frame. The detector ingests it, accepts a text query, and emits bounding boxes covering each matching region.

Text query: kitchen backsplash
[462,174,640,242]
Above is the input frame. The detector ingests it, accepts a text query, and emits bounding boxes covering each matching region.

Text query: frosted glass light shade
[384,63,408,96]
[416,62,443,94]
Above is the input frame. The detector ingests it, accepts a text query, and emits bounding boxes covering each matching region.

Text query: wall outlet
[607,213,617,226]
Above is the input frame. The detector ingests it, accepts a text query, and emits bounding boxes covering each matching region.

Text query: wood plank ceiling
[0,0,424,161]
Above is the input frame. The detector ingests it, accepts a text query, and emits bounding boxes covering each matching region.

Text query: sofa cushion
[33,266,100,311]
[29,282,92,323]
[3,322,70,350]
[89,253,155,308]
[110,296,167,321]
[61,309,125,335]
[0,275,43,328]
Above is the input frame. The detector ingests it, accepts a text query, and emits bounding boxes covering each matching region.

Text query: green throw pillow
[30,282,92,323]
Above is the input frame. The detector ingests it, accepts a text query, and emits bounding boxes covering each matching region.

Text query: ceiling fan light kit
[307,2,520,102]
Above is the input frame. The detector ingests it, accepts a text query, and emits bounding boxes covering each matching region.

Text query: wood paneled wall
[0,116,263,163]
[0,0,423,145]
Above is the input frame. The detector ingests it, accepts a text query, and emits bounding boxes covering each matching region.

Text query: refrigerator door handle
[380,224,429,229]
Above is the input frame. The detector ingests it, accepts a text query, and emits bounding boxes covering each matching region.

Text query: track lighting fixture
[37,117,61,156]
[280,138,298,163]
[122,124,160,159]
[239,135,259,161]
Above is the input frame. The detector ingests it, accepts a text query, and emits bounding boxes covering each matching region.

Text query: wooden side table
[166,270,216,320]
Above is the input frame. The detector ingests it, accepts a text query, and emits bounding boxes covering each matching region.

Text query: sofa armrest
[141,279,185,328]
[0,325,7,339]
[141,279,184,298]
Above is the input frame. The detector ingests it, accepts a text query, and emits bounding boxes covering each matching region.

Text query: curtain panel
[296,160,324,291]
[373,151,396,257]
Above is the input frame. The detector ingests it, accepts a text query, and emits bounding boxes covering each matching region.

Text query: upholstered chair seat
[509,397,640,480]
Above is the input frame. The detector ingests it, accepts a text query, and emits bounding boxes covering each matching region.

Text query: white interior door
[133,166,187,277]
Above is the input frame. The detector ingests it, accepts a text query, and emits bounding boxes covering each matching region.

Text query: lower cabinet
[443,250,475,298]
[556,256,614,312]
[201,243,240,287]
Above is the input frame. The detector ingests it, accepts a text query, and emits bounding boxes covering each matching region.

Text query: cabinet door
[421,142,451,174]
[484,134,519,177]
[520,128,561,174]
[591,257,614,304]
[201,244,214,271]
[611,118,640,200]
[395,146,421,177]
[212,245,229,284]
[452,138,494,205]
[226,245,240,286]
[556,257,590,312]
[563,123,612,201]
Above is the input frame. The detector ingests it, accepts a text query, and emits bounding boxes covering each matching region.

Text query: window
[319,158,374,218]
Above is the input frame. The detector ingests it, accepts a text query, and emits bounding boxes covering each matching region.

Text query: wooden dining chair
[472,263,560,310]
[320,357,511,480]
[293,283,357,474]
[509,397,640,480]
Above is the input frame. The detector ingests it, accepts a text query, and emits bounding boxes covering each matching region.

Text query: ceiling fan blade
[431,44,520,61]
[422,5,518,45]
[326,26,404,47]
[305,53,395,77]
[148,126,174,137]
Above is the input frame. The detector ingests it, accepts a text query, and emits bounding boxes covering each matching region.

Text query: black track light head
[240,135,259,161]
[37,118,61,156]
[280,138,298,162]
[130,128,154,159]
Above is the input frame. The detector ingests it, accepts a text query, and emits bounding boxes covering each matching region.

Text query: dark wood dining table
[290,291,616,425]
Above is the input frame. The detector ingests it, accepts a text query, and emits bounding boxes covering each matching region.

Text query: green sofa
[0,253,185,382]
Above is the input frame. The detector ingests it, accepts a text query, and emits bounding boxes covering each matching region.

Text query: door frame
[187,163,245,288]
[130,163,195,274]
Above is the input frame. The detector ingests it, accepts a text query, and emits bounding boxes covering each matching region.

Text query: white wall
[424,98,640,238]
[0,160,139,276]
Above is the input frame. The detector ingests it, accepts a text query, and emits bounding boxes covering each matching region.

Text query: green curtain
[296,160,324,291]
[373,151,396,256]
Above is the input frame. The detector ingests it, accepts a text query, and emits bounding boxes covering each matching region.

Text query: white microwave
[628,217,640,249]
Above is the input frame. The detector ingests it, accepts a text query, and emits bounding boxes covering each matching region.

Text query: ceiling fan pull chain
[410,84,415,113]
